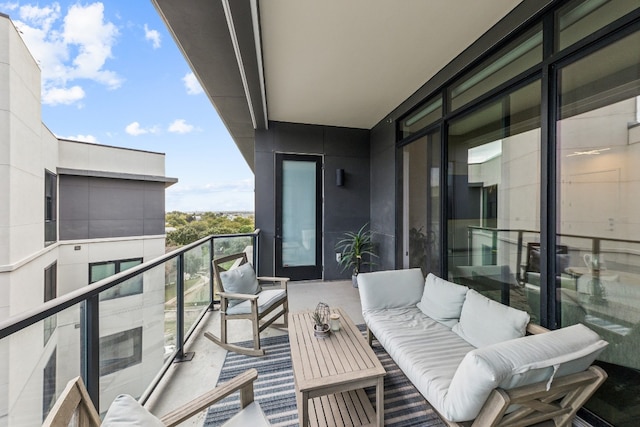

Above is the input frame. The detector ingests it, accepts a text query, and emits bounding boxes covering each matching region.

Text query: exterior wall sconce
[336,168,345,187]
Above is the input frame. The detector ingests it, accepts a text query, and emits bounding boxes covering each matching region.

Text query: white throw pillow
[102,394,165,426]
[417,273,468,327]
[452,289,529,348]
[220,262,261,307]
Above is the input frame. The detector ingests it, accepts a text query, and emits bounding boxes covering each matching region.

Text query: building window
[44,170,57,245]
[90,258,143,301]
[100,327,142,376]
[44,262,57,345]
[42,349,56,421]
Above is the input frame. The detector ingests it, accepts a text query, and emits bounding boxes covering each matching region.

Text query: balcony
[0,231,362,426]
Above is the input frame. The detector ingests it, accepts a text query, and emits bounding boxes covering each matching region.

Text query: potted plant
[335,223,377,287]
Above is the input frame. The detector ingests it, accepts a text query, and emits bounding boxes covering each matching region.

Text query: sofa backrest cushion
[358,268,424,311]
[442,323,607,422]
[417,274,468,328]
[452,289,529,348]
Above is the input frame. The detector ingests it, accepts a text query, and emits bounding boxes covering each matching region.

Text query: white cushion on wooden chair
[102,394,165,426]
[223,401,270,427]
[226,289,287,315]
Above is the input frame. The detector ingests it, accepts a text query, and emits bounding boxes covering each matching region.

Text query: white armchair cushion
[220,262,261,307]
[102,394,165,427]
[357,268,424,311]
[441,323,608,422]
[452,289,529,348]
[417,274,468,328]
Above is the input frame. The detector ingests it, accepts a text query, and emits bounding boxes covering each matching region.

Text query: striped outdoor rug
[204,326,445,427]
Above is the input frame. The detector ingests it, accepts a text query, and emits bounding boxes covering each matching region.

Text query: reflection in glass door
[403,130,441,276]
[275,154,322,280]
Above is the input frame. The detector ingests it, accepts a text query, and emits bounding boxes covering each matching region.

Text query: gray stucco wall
[58,175,166,240]
[255,121,370,280]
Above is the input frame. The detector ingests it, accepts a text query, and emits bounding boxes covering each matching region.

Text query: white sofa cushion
[102,394,165,426]
[220,262,261,307]
[226,288,286,315]
[441,323,608,422]
[357,268,424,311]
[417,274,468,328]
[452,289,529,347]
[364,306,475,415]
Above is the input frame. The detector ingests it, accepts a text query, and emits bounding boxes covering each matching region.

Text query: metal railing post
[209,237,215,309]
[176,253,185,359]
[82,295,100,411]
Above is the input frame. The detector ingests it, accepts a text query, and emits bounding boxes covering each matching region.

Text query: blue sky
[1,1,254,212]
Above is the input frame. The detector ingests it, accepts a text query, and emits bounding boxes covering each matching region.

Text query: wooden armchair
[42,369,269,427]
[205,252,289,356]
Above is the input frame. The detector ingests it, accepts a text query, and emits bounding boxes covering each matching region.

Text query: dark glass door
[275,154,322,280]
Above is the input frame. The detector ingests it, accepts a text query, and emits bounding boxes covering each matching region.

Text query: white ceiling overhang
[152,0,526,169]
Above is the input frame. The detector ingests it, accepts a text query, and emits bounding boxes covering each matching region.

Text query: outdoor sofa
[357,268,608,427]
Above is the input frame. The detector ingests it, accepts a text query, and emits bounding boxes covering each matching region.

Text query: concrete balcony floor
[146,279,363,426]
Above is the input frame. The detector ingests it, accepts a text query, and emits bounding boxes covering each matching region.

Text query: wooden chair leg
[283,300,289,328]
[252,301,261,353]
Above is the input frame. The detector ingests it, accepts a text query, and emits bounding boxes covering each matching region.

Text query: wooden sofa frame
[366,323,607,427]
[42,369,261,427]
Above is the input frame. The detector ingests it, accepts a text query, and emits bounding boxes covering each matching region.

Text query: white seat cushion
[223,401,271,427]
[226,288,286,315]
[102,394,165,426]
[364,306,475,416]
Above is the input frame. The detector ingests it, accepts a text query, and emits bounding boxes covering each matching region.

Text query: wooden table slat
[290,309,385,427]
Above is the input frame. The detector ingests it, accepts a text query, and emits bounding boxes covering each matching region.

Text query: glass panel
[400,97,442,139]
[448,80,541,314]
[183,242,211,338]
[99,261,166,412]
[450,25,542,110]
[403,130,441,275]
[163,259,178,361]
[557,30,640,425]
[557,0,640,51]
[282,160,316,267]
[1,304,81,425]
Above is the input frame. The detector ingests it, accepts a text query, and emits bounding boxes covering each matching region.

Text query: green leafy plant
[335,223,377,276]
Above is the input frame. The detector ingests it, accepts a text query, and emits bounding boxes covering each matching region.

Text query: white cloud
[59,134,99,143]
[42,85,85,105]
[125,121,159,136]
[168,119,194,134]
[144,23,160,49]
[0,2,19,12]
[183,72,203,95]
[14,2,122,106]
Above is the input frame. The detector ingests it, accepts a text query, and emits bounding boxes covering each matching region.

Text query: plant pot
[313,323,331,338]
[352,274,358,288]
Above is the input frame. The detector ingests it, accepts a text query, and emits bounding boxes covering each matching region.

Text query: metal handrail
[0,229,260,340]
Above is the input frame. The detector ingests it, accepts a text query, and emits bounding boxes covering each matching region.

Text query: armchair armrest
[257,276,289,290]
[160,368,259,427]
[219,291,259,301]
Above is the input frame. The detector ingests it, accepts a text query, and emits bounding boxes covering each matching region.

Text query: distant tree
[165,212,255,247]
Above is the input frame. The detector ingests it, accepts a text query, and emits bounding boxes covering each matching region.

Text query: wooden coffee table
[289,308,385,427]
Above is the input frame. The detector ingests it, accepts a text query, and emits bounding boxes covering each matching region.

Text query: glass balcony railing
[0,230,260,425]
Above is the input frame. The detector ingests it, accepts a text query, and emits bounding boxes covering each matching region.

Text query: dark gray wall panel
[59,176,166,240]
[255,121,370,280]
[369,121,397,272]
